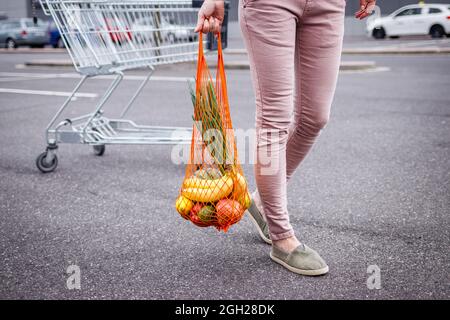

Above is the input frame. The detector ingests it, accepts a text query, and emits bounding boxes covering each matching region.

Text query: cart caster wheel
[36,151,58,173]
[93,144,105,156]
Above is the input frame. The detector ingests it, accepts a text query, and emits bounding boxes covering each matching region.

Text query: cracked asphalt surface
[0,51,449,299]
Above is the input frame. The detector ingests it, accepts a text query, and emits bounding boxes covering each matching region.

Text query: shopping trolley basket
[36,0,203,173]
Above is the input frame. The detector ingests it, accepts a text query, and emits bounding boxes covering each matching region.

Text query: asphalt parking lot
[0,48,449,299]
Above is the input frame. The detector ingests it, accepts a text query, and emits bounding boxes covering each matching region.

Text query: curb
[25,59,378,71]
[207,60,377,71]
[207,60,250,70]
[25,59,73,67]
[223,49,248,55]
[342,47,450,55]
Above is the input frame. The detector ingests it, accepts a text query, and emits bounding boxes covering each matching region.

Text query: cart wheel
[36,151,58,173]
[93,144,105,156]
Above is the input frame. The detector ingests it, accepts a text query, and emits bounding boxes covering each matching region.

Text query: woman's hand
[194,0,225,33]
[355,0,376,20]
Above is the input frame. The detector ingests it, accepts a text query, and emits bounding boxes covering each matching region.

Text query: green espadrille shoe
[270,244,329,276]
[246,195,272,245]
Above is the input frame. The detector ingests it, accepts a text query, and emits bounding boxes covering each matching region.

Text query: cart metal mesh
[42,0,201,74]
[36,0,203,173]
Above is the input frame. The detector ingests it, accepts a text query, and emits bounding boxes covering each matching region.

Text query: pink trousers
[239,0,345,240]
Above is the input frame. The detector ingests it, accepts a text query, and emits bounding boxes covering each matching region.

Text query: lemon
[175,195,194,219]
[238,191,252,210]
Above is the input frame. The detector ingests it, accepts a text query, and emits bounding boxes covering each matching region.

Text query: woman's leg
[239,0,299,241]
[286,0,345,181]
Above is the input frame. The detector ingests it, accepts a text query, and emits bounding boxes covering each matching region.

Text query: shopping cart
[36,0,203,173]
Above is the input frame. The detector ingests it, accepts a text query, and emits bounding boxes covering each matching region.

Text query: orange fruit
[216,199,244,227]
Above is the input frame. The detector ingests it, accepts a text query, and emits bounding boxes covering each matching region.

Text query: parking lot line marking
[0,72,194,82]
[340,66,390,74]
[0,88,98,98]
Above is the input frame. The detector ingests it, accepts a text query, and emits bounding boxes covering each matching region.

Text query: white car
[367,3,450,39]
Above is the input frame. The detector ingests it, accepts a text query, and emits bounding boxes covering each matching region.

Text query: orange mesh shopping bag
[175,33,250,232]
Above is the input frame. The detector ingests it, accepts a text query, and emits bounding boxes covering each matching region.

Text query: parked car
[131,16,196,44]
[48,21,65,48]
[0,18,49,48]
[367,4,450,39]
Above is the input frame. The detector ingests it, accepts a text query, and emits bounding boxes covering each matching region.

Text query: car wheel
[57,37,65,48]
[430,25,445,39]
[5,38,17,49]
[372,27,386,40]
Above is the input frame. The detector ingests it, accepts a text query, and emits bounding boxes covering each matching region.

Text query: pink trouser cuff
[270,230,295,241]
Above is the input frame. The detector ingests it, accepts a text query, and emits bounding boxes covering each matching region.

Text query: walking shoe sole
[246,210,272,245]
[270,252,329,276]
